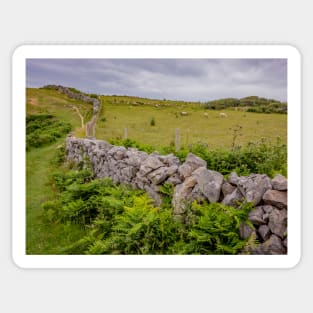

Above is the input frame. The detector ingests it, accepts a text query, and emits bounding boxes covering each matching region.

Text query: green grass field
[95,95,287,150]
[25,88,287,254]
[26,89,286,150]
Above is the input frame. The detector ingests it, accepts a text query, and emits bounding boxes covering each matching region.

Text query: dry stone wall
[44,85,101,113]
[44,85,101,138]
[66,136,288,255]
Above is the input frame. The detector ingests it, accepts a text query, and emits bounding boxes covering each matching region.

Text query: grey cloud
[26,58,287,101]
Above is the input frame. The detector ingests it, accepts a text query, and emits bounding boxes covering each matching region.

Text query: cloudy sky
[26,58,287,102]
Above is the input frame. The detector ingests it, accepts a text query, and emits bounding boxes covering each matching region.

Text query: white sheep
[219,112,227,118]
[204,112,209,118]
[180,111,188,116]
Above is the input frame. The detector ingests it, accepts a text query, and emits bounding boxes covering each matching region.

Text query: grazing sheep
[204,112,209,118]
[219,112,227,118]
[180,111,188,116]
[237,107,246,112]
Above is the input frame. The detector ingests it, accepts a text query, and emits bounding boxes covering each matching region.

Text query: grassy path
[26,141,87,254]
[71,105,85,128]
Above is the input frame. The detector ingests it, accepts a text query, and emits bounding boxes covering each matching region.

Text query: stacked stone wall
[66,136,288,254]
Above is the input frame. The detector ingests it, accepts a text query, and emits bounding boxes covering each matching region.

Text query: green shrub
[204,96,287,114]
[150,117,156,126]
[43,169,144,226]
[170,202,254,255]
[88,195,181,255]
[109,138,155,154]
[26,114,72,150]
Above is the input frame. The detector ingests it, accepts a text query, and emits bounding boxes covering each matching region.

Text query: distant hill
[204,96,287,114]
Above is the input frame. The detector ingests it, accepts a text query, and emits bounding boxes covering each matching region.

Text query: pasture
[94,96,287,150]
[25,88,287,254]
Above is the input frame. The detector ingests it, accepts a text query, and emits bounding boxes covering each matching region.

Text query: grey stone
[222,188,244,207]
[147,167,168,185]
[166,165,179,176]
[172,176,197,215]
[120,167,137,180]
[159,154,181,167]
[138,155,164,176]
[283,237,288,248]
[259,205,275,214]
[193,167,224,203]
[178,153,207,178]
[126,149,148,167]
[263,189,287,209]
[183,175,198,189]
[96,140,113,151]
[143,185,163,206]
[112,174,120,184]
[222,181,236,197]
[268,208,287,239]
[239,223,254,240]
[262,213,270,223]
[108,146,127,160]
[150,184,161,193]
[229,172,240,185]
[258,225,271,242]
[256,235,286,255]
[178,164,193,179]
[272,174,287,191]
[248,207,266,226]
[147,165,178,185]
[166,173,182,186]
[237,174,272,205]
[134,173,150,189]
[190,184,206,203]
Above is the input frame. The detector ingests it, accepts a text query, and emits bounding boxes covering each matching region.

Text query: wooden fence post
[175,128,180,152]
[93,122,96,137]
[85,123,89,137]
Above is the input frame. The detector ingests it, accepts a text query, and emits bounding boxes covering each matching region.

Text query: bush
[109,138,155,154]
[150,117,156,126]
[171,202,254,254]
[26,114,72,150]
[204,96,287,114]
[186,138,287,177]
[88,195,180,255]
[43,169,144,226]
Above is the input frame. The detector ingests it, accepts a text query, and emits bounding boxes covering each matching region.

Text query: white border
[12,45,301,268]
